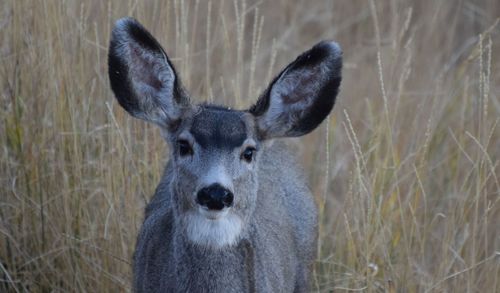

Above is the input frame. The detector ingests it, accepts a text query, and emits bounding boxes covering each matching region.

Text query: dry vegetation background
[1,0,499,292]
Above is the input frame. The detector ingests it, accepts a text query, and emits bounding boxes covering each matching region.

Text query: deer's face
[165,107,261,248]
[108,18,342,249]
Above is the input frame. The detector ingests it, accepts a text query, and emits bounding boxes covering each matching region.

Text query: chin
[184,207,243,249]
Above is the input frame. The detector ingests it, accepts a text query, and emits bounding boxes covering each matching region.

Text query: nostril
[222,191,234,207]
[196,184,234,211]
[197,189,212,206]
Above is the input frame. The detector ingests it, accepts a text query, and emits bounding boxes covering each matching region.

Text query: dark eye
[178,140,193,156]
[241,147,256,163]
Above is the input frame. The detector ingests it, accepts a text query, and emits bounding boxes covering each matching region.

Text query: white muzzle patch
[184,208,243,249]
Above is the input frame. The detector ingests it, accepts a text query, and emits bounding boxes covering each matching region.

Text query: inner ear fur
[249,41,342,139]
[108,17,190,127]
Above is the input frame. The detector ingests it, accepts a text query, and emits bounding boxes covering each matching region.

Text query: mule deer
[108,17,342,292]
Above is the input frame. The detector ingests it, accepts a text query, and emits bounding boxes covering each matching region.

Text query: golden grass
[1,0,499,292]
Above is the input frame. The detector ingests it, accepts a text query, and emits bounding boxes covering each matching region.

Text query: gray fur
[108,17,342,293]
[134,141,317,292]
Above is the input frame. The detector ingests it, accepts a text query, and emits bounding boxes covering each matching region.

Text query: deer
[108,17,342,293]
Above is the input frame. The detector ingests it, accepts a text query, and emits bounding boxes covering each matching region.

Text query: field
[1,0,499,292]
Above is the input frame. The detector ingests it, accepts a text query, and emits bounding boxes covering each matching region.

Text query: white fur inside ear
[184,209,243,249]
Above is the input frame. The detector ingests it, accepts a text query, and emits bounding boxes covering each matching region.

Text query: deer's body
[108,17,342,292]
[134,140,316,292]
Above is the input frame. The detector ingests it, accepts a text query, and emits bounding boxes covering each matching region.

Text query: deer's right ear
[108,17,190,127]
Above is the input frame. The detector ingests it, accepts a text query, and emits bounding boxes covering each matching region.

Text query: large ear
[249,41,342,139]
[108,17,190,127]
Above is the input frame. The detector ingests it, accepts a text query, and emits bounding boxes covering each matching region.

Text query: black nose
[196,184,234,211]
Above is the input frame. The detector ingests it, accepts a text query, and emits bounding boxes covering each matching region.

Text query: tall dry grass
[1,0,499,292]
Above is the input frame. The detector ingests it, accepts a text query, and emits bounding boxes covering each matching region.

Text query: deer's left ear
[249,41,342,139]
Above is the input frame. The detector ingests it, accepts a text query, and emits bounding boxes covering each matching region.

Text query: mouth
[198,206,229,220]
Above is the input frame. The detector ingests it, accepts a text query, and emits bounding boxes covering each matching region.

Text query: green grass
[1,0,499,292]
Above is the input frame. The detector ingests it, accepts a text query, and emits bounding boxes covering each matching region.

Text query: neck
[170,228,256,292]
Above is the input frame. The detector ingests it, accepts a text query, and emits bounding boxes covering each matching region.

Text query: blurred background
[1,0,499,291]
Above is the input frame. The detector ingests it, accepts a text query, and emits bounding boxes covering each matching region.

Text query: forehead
[190,105,248,149]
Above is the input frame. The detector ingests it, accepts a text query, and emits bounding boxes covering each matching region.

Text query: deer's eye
[241,147,256,163]
[178,140,193,156]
